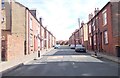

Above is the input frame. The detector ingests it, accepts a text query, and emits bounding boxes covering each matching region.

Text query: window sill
[104,43,109,45]
[30,29,33,31]
[103,23,107,26]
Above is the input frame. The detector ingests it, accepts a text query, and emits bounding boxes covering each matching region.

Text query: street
[2,46,119,76]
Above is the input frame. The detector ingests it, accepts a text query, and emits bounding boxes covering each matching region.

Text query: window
[102,10,107,25]
[89,25,91,33]
[38,25,40,34]
[92,20,95,31]
[81,37,83,44]
[104,31,108,44]
[81,28,83,36]
[41,27,44,38]
[38,39,40,47]
[79,30,81,37]
[30,34,33,46]
[8,0,10,4]
[94,35,96,45]
[2,0,5,9]
[89,37,92,46]
[96,17,99,28]
[30,18,32,29]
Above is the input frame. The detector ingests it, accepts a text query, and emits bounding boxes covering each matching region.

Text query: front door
[100,32,103,52]
[2,40,7,61]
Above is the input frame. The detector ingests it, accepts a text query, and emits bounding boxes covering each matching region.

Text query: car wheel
[75,50,78,52]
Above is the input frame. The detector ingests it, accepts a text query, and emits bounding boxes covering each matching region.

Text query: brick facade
[69,1,120,57]
[1,0,56,72]
[87,2,120,56]
[69,22,88,49]
[69,33,76,46]
[7,35,24,61]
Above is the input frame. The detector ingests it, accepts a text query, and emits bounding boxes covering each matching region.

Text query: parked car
[54,44,60,49]
[70,44,75,49]
[75,44,86,52]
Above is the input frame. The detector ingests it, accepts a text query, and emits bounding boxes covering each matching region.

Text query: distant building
[69,30,79,46]
[74,29,80,45]
[56,40,68,45]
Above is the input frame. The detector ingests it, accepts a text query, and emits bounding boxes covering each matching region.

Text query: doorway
[2,40,7,61]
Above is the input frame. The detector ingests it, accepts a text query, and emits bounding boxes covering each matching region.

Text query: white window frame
[102,9,107,26]
[104,31,108,44]
[89,25,91,33]
[92,20,95,31]
[89,37,92,46]
[94,35,96,45]
[81,28,83,36]
[38,39,40,47]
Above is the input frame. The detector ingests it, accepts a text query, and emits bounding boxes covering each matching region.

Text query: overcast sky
[16,0,109,41]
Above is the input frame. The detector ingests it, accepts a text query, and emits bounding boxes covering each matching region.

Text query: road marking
[47,56,63,59]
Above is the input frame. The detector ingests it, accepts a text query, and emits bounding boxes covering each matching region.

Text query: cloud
[16,0,109,40]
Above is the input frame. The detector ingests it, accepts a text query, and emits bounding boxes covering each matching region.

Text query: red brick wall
[7,35,24,61]
[98,3,119,56]
[75,30,79,44]
[98,4,114,55]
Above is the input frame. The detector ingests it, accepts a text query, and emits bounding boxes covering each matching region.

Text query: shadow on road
[3,61,118,76]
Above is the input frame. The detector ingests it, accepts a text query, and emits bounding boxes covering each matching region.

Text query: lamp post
[94,18,97,56]
[78,18,81,44]
[97,16,101,54]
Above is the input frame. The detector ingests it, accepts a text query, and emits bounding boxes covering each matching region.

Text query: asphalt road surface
[2,45,119,77]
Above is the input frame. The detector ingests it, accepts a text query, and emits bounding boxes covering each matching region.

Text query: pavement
[87,50,120,63]
[1,48,54,76]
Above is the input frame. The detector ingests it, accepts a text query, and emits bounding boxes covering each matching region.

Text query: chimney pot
[39,18,42,25]
[94,8,99,15]
[88,13,93,20]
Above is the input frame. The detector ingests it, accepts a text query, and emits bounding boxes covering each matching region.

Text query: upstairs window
[102,10,107,26]
[89,24,91,33]
[30,18,33,30]
[38,39,40,47]
[2,0,5,9]
[92,20,95,31]
[80,28,83,36]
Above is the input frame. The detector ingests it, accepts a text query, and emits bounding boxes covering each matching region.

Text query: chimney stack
[88,13,93,20]
[30,9,36,17]
[94,8,99,15]
[39,18,42,26]
[81,21,84,26]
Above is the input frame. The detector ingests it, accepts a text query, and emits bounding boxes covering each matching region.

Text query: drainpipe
[98,17,100,53]
[95,16,97,56]
[10,0,12,33]
[0,0,1,62]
